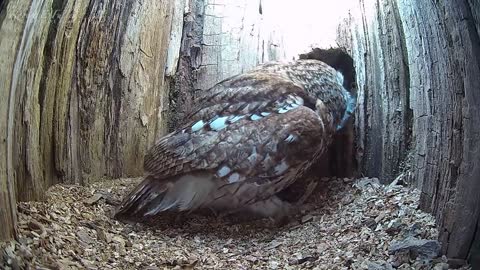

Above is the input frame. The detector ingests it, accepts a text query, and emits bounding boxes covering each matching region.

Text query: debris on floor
[0,177,472,269]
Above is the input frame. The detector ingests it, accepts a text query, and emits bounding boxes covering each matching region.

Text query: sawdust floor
[0,177,468,270]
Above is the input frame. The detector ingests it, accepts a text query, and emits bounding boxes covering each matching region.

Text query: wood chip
[0,177,472,269]
[84,193,104,205]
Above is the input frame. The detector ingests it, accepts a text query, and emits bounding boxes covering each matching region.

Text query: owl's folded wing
[115,103,334,220]
[185,72,317,124]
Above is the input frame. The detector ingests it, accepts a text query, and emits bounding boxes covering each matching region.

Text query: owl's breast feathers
[114,59,355,221]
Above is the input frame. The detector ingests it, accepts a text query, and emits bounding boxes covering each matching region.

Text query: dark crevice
[468,218,480,268]
[107,0,135,178]
[464,1,480,72]
[169,0,206,131]
[38,0,67,129]
[0,0,9,27]
[359,0,370,176]
[69,0,94,185]
[392,0,413,174]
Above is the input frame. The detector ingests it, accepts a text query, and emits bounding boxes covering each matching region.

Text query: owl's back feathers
[114,59,355,222]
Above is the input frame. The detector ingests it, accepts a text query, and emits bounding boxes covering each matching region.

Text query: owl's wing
[145,104,331,182]
[114,75,335,220]
[144,73,321,178]
[184,72,318,124]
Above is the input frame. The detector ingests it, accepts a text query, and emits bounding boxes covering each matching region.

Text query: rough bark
[337,0,411,183]
[170,0,286,128]
[0,0,175,206]
[195,0,285,91]
[0,0,24,242]
[168,0,205,130]
[338,0,480,264]
[398,2,480,263]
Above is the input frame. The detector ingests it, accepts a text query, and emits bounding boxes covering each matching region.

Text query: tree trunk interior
[0,0,479,265]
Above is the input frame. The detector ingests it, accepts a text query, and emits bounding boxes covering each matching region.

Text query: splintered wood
[0,178,470,269]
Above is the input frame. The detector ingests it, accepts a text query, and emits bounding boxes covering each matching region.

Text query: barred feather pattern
[114,59,355,222]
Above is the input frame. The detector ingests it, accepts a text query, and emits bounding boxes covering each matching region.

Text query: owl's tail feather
[113,176,168,221]
[114,173,215,221]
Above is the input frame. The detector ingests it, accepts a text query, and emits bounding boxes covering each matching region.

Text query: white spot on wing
[286,103,299,110]
[250,114,262,121]
[217,165,231,177]
[191,120,205,132]
[227,173,240,183]
[260,112,271,117]
[210,116,229,130]
[277,95,304,114]
[289,95,304,106]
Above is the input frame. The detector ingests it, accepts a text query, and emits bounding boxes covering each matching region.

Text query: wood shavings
[84,193,104,205]
[0,177,472,269]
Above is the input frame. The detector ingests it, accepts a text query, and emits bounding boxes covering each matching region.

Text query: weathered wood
[338,0,480,264]
[0,0,175,204]
[398,1,480,263]
[0,0,30,241]
[336,0,411,183]
[165,0,186,78]
[196,0,284,91]
[194,0,285,92]
[73,0,173,181]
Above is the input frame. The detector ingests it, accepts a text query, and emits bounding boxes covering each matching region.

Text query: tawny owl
[114,59,356,223]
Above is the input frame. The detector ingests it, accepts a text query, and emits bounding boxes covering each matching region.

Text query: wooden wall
[338,0,480,264]
[0,0,179,240]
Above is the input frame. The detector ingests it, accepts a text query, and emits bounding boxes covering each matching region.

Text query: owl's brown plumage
[114,59,355,222]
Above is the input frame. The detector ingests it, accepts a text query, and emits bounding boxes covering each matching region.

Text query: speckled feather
[187,60,347,126]
[115,59,353,221]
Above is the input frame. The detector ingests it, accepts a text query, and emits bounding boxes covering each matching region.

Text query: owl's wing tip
[114,172,216,222]
[113,176,169,222]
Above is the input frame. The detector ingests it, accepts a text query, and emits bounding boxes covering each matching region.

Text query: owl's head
[299,47,356,93]
[299,48,357,131]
